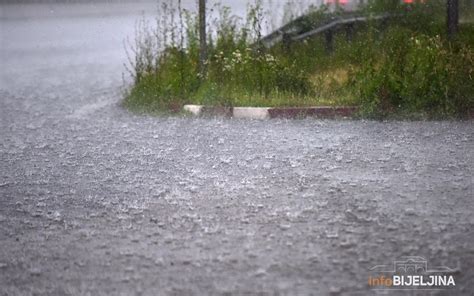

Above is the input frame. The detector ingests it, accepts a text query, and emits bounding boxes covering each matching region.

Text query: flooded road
[1,2,473,295]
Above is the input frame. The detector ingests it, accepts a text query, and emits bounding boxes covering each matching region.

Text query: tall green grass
[124,0,473,118]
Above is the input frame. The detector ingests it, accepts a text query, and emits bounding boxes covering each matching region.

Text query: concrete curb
[233,107,270,120]
[183,105,358,119]
[183,105,202,115]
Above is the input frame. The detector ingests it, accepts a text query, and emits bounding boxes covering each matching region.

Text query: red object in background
[324,0,425,5]
[325,0,347,4]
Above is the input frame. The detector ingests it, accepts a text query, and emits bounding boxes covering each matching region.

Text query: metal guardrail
[260,12,392,49]
[293,14,390,41]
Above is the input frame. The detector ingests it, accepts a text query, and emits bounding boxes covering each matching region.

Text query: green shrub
[353,27,474,118]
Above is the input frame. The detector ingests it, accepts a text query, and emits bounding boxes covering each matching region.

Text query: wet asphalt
[0,3,473,296]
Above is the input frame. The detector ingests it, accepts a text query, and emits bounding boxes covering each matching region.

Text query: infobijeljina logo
[368,256,456,291]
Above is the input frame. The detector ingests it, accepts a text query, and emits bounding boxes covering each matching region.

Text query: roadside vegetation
[123,0,473,119]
